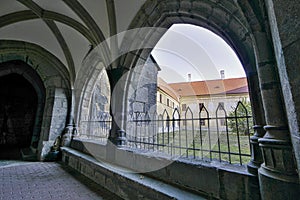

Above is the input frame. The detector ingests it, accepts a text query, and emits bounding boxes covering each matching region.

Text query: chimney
[188,73,191,82]
[220,70,225,79]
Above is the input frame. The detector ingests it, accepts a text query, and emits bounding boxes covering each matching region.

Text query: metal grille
[126,101,253,165]
[78,113,112,143]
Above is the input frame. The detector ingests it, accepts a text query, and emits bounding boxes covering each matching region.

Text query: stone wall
[126,57,158,140]
[127,57,158,114]
[63,143,260,200]
[77,69,111,138]
[40,87,68,159]
[0,41,71,160]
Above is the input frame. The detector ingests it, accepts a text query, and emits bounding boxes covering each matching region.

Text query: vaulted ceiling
[0,0,146,80]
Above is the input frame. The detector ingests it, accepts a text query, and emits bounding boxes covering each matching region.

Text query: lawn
[153,129,252,164]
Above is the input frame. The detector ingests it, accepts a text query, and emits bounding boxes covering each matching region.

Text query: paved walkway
[0,160,123,200]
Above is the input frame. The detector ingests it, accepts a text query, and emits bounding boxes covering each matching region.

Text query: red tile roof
[157,77,180,100]
[167,77,248,97]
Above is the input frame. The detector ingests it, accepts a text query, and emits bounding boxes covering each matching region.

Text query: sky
[151,24,246,83]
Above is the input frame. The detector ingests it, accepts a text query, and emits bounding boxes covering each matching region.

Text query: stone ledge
[61,147,206,200]
[67,138,261,199]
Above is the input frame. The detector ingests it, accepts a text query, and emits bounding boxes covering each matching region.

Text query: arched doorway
[0,74,38,159]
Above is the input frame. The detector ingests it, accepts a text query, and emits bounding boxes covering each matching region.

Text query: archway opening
[0,74,38,159]
[77,68,111,143]
[126,24,253,165]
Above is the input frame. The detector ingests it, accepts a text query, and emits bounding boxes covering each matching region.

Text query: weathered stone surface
[62,147,206,200]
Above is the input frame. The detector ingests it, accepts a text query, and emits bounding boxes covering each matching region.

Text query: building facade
[158,77,250,130]
[171,77,250,125]
[157,77,180,116]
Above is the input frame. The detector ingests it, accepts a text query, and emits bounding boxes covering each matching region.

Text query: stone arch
[108,0,269,174]
[121,0,256,75]
[78,69,111,139]
[0,61,45,151]
[113,0,263,132]
[73,56,111,136]
[0,40,71,160]
[110,1,299,197]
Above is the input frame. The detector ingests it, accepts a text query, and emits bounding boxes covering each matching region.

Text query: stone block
[219,169,250,200]
[94,170,106,185]
[133,101,145,113]
[144,0,157,15]
[254,32,273,63]
[273,0,300,47]
[167,161,220,198]
[136,87,149,102]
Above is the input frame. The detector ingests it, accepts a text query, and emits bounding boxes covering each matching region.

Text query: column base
[62,124,76,147]
[247,126,265,175]
[258,133,300,200]
[258,167,299,200]
[247,161,261,176]
[108,129,127,147]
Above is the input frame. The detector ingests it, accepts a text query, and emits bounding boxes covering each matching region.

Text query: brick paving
[0,161,123,200]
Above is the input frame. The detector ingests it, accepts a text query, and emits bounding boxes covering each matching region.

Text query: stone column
[62,88,76,147]
[253,29,299,199]
[247,72,266,175]
[265,0,300,181]
[104,67,129,164]
[107,67,128,146]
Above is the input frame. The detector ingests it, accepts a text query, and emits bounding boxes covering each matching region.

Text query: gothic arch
[0,61,45,150]
[104,0,273,177]
[73,58,108,125]
[111,1,298,197]
[0,40,71,159]
[114,0,264,133]
[121,0,256,75]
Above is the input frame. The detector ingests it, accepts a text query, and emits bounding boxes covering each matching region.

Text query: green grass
[155,129,252,164]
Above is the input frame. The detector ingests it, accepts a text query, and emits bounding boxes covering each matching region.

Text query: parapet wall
[62,139,261,199]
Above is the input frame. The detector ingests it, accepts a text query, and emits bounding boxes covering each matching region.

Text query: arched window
[79,69,111,143]
[126,24,253,165]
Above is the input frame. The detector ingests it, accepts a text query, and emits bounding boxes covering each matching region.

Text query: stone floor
[0,160,123,200]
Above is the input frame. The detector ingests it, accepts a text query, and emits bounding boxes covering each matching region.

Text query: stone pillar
[107,67,128,146]
[39,87,68,160]
[265,0,300,182]
[62,89,76,147]
[253,29,299,199]
[247,73,266,175]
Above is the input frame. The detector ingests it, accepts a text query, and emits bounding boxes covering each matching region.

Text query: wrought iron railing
[77,101,253,165]
[126,101,253,165]
[78,112,111,143]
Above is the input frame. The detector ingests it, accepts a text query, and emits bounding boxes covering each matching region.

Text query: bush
[228,99,253,135]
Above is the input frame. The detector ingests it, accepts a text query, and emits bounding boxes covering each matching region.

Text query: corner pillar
[265,0,300,182]
[252,29,299,198]
[255,52,299,200]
